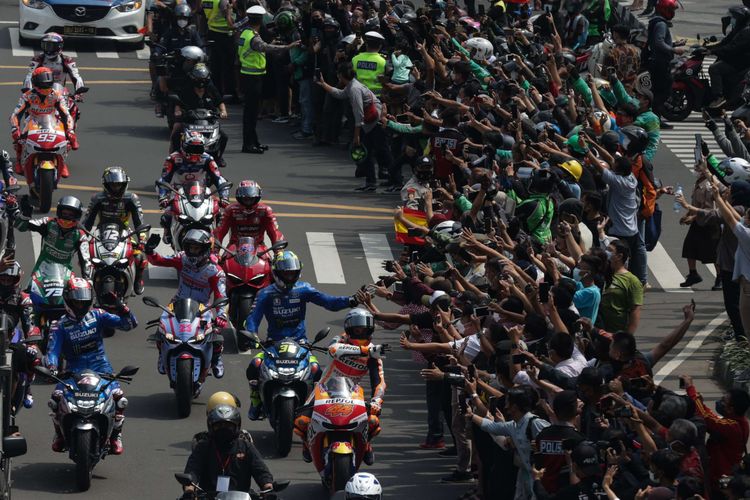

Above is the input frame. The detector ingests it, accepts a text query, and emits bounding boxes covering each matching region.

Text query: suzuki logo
[74,6,86,16]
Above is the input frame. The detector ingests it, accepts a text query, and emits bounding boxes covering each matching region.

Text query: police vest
[352,52,385,95]
[202,0,231,34]
[238,30,266,75]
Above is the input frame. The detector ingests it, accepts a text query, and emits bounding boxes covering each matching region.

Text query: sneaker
[363,446,375,466]
[212,356,224,379]
[247,403,264,421]
[709,97,727,109]
[385,184,403,194]
[154,104,164,118]
[292,131,313,140]
[441,470,475,483]
[680,271,703,288]
[157,355,166,375]
[723,332,736,342]
[23,393,33,409]
[302,446,312,463]
[193,381,203,399]
[51,434,65,452]
[109,434,124,455]
[712,277,723,291]
[438,446,458,457]
[419,439,445,450]
[354,185,377,192]
[272,115,290,124]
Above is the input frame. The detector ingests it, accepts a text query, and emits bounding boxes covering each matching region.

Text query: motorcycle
[28,261,71,352]
[0,326,27,500]
[34,364,139,491]
[174,473,290,500]
[168,95,229,161]
[142,296,228,418]
[87,223,151,338]
[157,180,231,253]
[59,84,88,132]
[240,328,329,457]
[18,113,68,214]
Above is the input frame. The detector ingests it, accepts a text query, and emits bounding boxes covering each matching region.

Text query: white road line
[64,49,78,57]
[30,231,41,261]
[654,312,727,384]
[135,47,151,60]
[648,242,692,293]
[0,21,19,24]
[96,51,119,59]
[146,228,177,280]
[9,28,33,58]
[306,232,345,284]
[359,233,394,282]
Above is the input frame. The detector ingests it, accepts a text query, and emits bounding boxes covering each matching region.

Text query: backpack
[632,155,658,219]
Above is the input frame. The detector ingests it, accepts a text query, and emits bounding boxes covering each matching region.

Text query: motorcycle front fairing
[158,300,214,384]
[91,224,132,306]
[29,261,70,316]
[59,372,117,460]
[259,339,313,416]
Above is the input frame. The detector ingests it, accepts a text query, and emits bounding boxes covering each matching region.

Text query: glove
[10,128,20,143]
[67,133,79,150]
[369,344,389,359]
[369,399,381,415]
[5,193,17,210]
[215,316,228,329]
[158,197,170,209]
[348,295,360,308]
[144,233,161,254]
[705,119,717,132]
[19,195,33,218]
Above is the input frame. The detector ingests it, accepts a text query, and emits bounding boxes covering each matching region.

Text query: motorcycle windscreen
[35,261,70,299]
[172,298,201,321]
[97,222,123,252]
[275,339,301,360]
[323,376,356,398]
[235,238,258,267]
[28,113,60,133]
[184,181,205,207]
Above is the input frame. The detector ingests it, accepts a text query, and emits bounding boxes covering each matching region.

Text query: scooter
[34,365,139,491]
[174,472,290,500]
[143,296,228,418]
[240,328,329,457]
[168,94,229,162]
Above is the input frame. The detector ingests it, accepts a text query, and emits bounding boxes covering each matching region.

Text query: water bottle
[673,184,683,213]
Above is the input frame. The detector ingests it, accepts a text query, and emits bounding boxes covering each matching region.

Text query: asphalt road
[0,0,737,498]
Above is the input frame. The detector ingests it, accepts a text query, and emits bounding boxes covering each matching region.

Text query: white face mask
[177,19,188,28]
[649,471,658,482]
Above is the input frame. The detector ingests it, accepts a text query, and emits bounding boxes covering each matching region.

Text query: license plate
[63,25,96,36]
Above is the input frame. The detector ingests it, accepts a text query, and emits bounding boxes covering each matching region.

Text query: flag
[395,207,427,245]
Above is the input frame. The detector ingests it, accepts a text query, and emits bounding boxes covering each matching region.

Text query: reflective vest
[352,52,385,95]
[202,0,231,34]
[238,29,266,76]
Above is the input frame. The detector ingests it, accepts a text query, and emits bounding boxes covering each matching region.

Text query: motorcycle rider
[10,67,77,180]
[190,391,255,449]
[345,473,383,500]
[157,131,230,244]
[214,180,285,252]
[45,276,137,454]
[170,63,229,166]
[182,403,274,497]
[293,308,386,465]
[83,167,148,295]
[144,229,227,380]
[244,250,361,416]
[23,33,85,94]
[708,6,750,109]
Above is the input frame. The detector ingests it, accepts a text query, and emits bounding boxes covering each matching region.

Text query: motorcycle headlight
[202,215,213,223]
[65,398,78,412]
[266,366,278,378]
[22,0,47,9]
[278,367,296,376]
[116,0,141,11]
[91,258,103,267]
[178,215,189,222]
[77,399,95,409]
[294,365,310,380]
[114,258,129,268]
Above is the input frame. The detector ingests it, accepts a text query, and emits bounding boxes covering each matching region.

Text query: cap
[636,87,654,103]
[571,442,601,477]
[246,5,267,15]
[421,290,447,306]
[364,30,385,40]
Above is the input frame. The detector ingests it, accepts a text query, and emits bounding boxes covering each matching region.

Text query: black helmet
[528,168,555,194]
[174,3,191,20]
[414,156,434,182]
[724,6,750,34]
[102,166,129,198]
[207,403,241,433]
[189,63,211,88]
[620,126,649,156]
[235,180,262,209]
[56,196,83,222]
[181,229,212,267]
[0,261,22,289]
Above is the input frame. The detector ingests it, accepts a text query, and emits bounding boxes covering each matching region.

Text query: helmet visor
[184,242,207,258]
[41,40,62,54]
[104,182,127,197]
[183,143,204,156]
[276,269,300,285]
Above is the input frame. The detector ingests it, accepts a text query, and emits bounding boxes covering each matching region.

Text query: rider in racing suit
[293,308,386,465]
[23,33,85,93]
[214,180,284,252]
[157,132,230,244]
[144,229,227,381]
[10,67,77,180]
[244,251,360,419]
[45,276,136,454]
[83,167,148,295]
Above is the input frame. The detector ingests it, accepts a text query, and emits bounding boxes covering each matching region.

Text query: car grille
[51,5,111,23]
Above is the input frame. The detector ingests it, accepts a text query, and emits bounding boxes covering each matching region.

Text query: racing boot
[301,442,312,463]
[363,442,375,466]
[133,255,146,295]
[59,162,70,179]
[157,352,166,375]
[51,429,65,452]
[247,383,263,420]
[109,429,124,455]
[211,352,224,379]
[13,162,22,175]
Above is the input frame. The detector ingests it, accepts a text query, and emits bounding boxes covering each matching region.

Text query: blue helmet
[272,251,302,291]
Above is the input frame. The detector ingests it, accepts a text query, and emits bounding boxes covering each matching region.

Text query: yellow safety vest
[238,29,266,76]
[352,52,385,95]
[202,0,232,34]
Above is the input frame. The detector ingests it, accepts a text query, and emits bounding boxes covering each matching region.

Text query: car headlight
[116,0,141,11]
[22,0,47,9]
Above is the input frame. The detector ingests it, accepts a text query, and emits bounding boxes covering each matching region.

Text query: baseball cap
[572,442,601,477]
[421,290,451,310]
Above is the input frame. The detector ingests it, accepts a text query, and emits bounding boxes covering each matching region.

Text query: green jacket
[517,194,554,244]
[14,216,86,275]
[612,79,661,162]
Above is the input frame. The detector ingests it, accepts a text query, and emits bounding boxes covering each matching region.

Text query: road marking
[96,51,119,59]
[8,28,33,58]
[0,65,148,72]
[654,312,728,384]
[360,233,394,282]
[648,242,692,293]
[306,232,346,284]
[135,47,151,60]
[30,231,41,261]
[146,228,178,280]
[0,21,19,24]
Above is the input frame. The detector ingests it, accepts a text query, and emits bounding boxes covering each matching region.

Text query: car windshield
[172,299,200,321]
[324,376,355,398]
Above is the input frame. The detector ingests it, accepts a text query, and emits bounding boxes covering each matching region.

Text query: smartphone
[692,133,703,166]
[629,377,647,389]
[392,281,404,293]
[539,282,551,304]
[679,378,686,389]
[512,353,527,364]
[473,306,489,317]
[543,3,553,13]
[407,227,423,237]
[691,299,696,312]
[4,249,15,261]
[468,364,477,379]
[410,251,420,263]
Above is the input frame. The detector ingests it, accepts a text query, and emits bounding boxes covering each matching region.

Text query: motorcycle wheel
[274,398,295,457]
[38,168,55,214]
[0,455,10,500]
[233,296,255,351]
[332,453,352,492]
[74,430,94,491]
[175,357,193,418]
[663,88,694,122]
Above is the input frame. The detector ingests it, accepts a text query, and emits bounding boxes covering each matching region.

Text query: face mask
[716,399,727,416]
[605,249,614,261]
[213,428,236,449]
[648,471,658,483]
[177,19,188,28]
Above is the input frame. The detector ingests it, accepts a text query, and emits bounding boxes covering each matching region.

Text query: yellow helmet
[206,391,241,414]
[560,160,583,182]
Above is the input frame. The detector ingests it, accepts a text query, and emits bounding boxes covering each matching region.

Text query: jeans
[451,396,471,472]
[648,61,674,120]
[297,78,313,135]
[722,270,743,336]
[319,92,343,143]
[613,220,648,284]
[360,125,393,186]
[425,379,453,443]
[240,74,263,148]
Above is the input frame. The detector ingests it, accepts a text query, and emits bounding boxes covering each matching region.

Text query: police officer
[237,5,299,154]
[202,0,235,96]
[352,31,386,97]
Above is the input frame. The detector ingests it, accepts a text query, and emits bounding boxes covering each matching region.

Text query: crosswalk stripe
[648,242,692,293]
[146,228,178,280]
[359,234,394,282]
[135,47,150,60]
[96,51,119,59]
[9,28,33,58]
[306,232,345,284]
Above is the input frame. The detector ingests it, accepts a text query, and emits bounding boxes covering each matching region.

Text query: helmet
[56,196,82,229]
[181,131,206,162]
[235,180,262,209]
[724,6,750,35]
[655,0,678,19]
[272,251,302,292]
[102,166,129,198]
[529,168,556,194]
[464,37,494,62]
[341,34,357,46]
[181,229,212,267]
[559,159,583,182]
[716,157,750,185]
[180,46,206,72]
[415,156,433,182]
[274,10,296,33]
[350,144,368,164]
[344,308,374,346]
[189,63,211,88]
[174,3,191,20]
[433,220,463,242]
[40,32,63,57]
[0,261,22,289]
[63,276,93,320]
[246,5,267,16]
[345,472,382,500]
[364,17,380,32]
[31,67,54,94]
[206,391,241,414]
[206,403,241,433]
[560,50,577,67]
[620,125,649,156]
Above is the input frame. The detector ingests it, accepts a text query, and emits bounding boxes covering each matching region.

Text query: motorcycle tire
[332,452,352,492]
[38,168,55,214]
[663,88,694,122]
[74,430,94,491]
[175,357,193,418]
[0,456,10,500]
[274,398,295,457]
[232,296,255,352]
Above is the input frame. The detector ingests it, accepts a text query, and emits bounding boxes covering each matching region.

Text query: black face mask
[213,428,236,450]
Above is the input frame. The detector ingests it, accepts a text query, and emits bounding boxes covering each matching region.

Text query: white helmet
[345,472,382,500]
[246,5,267,16]
[433,220,463,242]
[464,37,493,62]
[716,157,750,185]
[341,34,357,45]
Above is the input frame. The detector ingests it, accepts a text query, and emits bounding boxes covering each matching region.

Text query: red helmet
[655,0,678,19]
[63,276,93,320]
[32,67,54,94]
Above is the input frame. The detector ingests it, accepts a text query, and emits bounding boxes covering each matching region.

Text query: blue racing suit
[245,281,353,342]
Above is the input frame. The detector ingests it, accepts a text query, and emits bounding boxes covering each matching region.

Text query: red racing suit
[214,202,284,249]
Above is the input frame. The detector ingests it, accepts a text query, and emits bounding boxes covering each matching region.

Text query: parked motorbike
[87,223,151,338]
[143,296,228,418]
[157,180,231,253]
[28,261,71,352]
[34,364,139,491]
[240,328,329,457]
[174,473,290,500]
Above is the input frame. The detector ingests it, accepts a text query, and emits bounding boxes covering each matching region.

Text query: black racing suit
[184,436,273,493]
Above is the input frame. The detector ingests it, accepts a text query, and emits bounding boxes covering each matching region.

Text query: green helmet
[275,10,296,33]
[350,144,368,164]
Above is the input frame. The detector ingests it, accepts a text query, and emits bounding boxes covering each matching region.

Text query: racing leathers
[45,307,137,451]
[0,286,41,409]
[214,202,284,251]
[13,214,88,277]
[0,151,19,250]
[23,53,84,92]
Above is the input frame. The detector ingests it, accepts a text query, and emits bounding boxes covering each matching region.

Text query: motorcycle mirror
[75,86,89,94]
[273,481,290,492]
[238,330,262,348]
[174,473,194,487]
[117,365,140,378]
[5,184,21,193]
[216,182,233,192]
[142,296,161,308]
[272,240,289,251]
[209,297,229,310]
[34,365,53,378]
[312,327,330,345]
[2,435,27,458]
[135,224,152,233]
